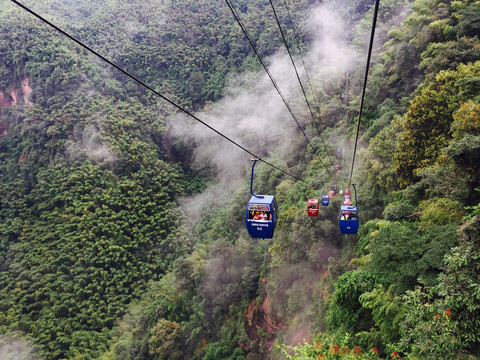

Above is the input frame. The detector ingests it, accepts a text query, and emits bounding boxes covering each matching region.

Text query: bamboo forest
[0,0,479,359]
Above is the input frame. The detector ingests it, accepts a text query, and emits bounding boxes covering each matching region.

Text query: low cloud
[0,335,42,360]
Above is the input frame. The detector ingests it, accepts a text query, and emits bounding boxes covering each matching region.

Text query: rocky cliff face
[244,294,285,359]
[0,90,15,108]
[0,120,7,135]
[0,75,33,109]
[0,75,34,135]
[21,76,33,106]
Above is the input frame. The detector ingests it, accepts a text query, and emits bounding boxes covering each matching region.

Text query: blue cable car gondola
[246,159,278,238]
[321,187,329,206]
[322,195,329,206]
[339,184,359,234]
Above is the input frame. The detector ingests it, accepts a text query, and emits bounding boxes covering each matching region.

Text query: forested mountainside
[0,0,479,359]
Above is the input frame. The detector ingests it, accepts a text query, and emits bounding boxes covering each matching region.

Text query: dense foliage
[0,0,479,359]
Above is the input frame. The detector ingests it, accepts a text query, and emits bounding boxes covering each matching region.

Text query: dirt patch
[244,296,285,359]
[9,90,17,106]
[0,76,34,109]
[287,326,311,347]
[0,120,7,135]
[21,76,33,106]
[0,91,12,108]
[18,153,26,164]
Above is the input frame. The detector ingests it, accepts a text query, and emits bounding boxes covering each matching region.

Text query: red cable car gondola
[307,199,319,217]
[307,185,319,217]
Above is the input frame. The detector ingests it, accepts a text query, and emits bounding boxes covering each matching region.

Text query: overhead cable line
[280,0,333,142]
[269,0,337,173]
[349,0,380,186]
[269,0,321,137]
[224,0,334,177]
[10,0,306,184]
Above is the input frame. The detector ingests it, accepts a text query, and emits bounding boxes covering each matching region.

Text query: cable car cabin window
[340,211,357,221]
[247,204,272,221]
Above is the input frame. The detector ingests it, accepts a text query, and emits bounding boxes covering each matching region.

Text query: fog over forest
[0,0,479,359]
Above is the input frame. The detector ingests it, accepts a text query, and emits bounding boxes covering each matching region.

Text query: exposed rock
[9,90,17,106]
[244,296,285,359]
[0,75,34,109]
[21,76,33,106]
[0,120,7,135]
[0,91,12,107]
[18,153,26,164]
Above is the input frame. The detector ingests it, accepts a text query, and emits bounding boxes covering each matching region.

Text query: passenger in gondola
[348,212,357,221]
[253,212,261,220]
[260,211,268,221]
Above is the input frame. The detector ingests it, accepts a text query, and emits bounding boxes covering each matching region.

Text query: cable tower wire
[225,0,334,177]
[10,0,307,184]
[269,0,321,136]
[349,0,380,187]
[268,0,337,173]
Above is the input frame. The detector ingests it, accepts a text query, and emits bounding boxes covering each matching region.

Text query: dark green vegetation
[0,0,479,359]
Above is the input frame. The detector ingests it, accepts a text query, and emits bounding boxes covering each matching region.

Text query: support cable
[269,0,321,138]
[349,0,380,186]
[270,0,337,173]
[225,0,334,177]
[10,0,307,184]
